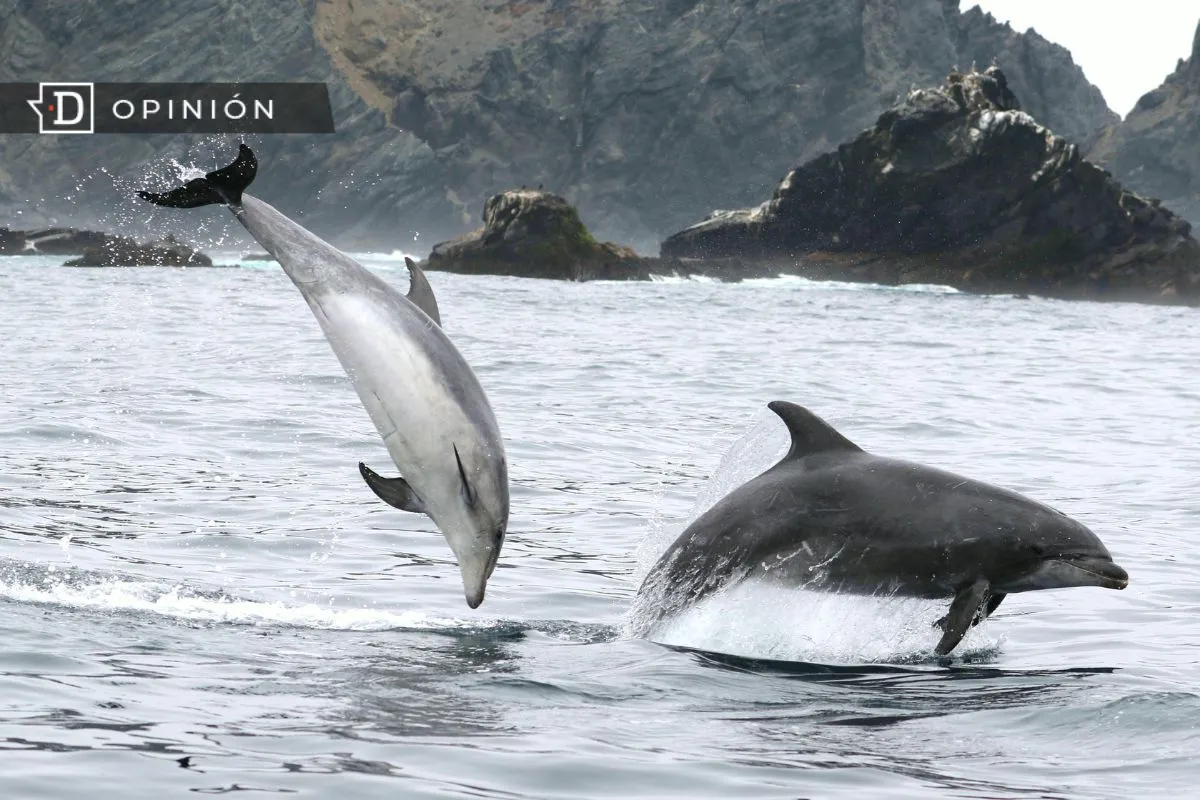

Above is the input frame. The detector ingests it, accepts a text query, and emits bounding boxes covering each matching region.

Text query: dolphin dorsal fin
[767,401,863,459]
[405,257,441,326]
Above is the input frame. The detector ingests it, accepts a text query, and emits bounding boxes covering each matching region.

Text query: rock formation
[1,0,1115,249]
[64,235,213,267]
[662,68,1200,303]
[1089,20,1200,228]
[0,0,461,249]
[317,0,1117,248]
[0,227,116,255]
[425,190,650,280]
[949,5,1116,144]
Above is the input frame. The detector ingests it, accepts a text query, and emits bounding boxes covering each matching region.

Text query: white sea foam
[644,272,960,293]
[0,568,486,632]
[648,273,718,284]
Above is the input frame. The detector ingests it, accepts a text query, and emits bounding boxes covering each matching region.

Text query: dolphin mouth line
[1055,557,1129,590]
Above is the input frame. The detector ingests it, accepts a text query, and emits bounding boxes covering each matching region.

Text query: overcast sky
[970,1,1199,117]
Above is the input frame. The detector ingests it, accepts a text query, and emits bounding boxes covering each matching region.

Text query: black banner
[0,83,335,134]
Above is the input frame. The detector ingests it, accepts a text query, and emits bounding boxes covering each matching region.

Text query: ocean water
[1,253,1198,798]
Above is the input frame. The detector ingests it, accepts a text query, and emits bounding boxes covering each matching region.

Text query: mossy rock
[427,189,646,280]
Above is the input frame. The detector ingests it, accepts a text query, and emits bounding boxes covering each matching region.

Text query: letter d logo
[27,82,94,134]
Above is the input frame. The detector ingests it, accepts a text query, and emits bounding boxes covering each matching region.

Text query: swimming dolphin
[138,144,508,608]
[636,401,1128,655]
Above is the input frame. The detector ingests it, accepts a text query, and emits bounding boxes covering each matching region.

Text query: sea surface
[1,253,1198,798]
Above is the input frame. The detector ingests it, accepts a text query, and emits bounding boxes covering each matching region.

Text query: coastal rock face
[317,0,1117,247]
[0,0,461,249]
[1089,21,1200,228]
[662,69,1200,302]
[64,235,213,267]
[426,190,648,280]
[1,0,1114,249]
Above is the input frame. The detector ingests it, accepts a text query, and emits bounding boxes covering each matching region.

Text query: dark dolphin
[636,401,1128,655]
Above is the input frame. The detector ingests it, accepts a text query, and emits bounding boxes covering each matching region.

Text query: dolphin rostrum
[635,401,1128,655]
[138,144,508,608]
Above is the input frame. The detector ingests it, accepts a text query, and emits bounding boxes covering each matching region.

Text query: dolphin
[138,144,508,608]
[636,401,1128,655]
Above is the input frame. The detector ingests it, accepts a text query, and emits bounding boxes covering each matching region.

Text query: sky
[970,1,1199,117]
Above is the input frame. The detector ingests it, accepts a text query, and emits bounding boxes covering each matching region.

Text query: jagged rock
[425,190,652,280]
[662,68,1200,303]
[64,234,213,267]
[1089,20,1200,228]
[1,0,1115,250]
[950,6,1117,143]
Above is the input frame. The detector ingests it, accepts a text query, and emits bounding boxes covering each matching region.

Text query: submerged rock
[64,235,213,267]
[662,67,1200,303]
[425,190,653,280]
[0,226,121,255]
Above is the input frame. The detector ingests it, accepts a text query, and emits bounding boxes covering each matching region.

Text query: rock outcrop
[1089,20,1200,228]
[0,226,123,255]
[425,190,652,280]
[662,68,1200,303]
[64,235,213,267]
[2,0,1115,250]
[949,5,1116,144]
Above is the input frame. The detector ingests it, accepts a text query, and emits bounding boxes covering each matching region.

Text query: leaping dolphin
[138,144,508,608]
[635,401,1129,655]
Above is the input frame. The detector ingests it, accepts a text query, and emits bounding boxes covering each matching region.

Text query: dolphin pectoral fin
[358,462,427,514]
[934,579,991,656]
[404,257,441,326]
[766,401,864,460]
[932,591,1005,631]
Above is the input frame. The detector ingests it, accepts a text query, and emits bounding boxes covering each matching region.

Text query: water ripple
[1,256,1198,797]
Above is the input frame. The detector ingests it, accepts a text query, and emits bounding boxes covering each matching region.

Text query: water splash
[0,560,487,633]
[652,582,1000,664]
[633,406,787,582]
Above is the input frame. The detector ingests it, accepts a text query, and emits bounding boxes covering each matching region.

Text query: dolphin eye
[1031,542,1047,556]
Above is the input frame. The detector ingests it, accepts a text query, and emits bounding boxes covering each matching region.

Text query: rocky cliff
[0,0,1116,250]
[0,0,462,249]
[662,69,1200,303]
[1089,20,1200,228]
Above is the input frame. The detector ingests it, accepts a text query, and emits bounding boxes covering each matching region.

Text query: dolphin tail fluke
[137,144,258,208]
